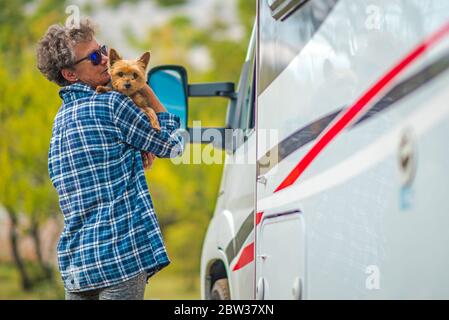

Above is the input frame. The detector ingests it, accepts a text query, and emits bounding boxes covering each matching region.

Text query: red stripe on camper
[256,212,264,225]
[274,21,449,193]
[232,242,254,271]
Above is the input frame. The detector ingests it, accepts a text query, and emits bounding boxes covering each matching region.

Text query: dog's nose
[124,83,131,89]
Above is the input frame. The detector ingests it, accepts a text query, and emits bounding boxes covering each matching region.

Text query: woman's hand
[142,151,156,170]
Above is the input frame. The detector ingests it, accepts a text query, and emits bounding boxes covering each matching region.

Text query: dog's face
[108,48,150,96]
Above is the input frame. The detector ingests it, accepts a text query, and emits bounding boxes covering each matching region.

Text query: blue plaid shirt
[48,83,183,292]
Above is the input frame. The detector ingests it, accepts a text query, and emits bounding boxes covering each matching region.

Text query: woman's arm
[112,93,183,158]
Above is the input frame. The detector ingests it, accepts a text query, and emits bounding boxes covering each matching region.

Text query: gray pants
[65,272,148,300]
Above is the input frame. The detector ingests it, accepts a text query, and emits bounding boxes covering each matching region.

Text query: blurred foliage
[106,0,187,8]
[105,0,139,8]
[0,0,67,293]
[0,262,65,299]
[0,0,256,299]
[155,0,187,7]
[238,0,257,38]
[0,0,64,218]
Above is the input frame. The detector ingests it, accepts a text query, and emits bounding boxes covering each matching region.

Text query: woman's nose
[101,53,108,65]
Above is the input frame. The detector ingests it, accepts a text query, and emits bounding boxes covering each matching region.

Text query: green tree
[0,0,66,290]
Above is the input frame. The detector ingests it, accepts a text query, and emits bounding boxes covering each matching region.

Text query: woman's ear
[109,48,122,66]
[138,51,151,70]
[61,68,79,83]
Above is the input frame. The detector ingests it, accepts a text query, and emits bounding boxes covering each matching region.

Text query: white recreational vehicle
[148,0,449,299]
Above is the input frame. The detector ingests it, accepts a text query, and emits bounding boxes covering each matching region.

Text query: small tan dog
[96,48,159,169]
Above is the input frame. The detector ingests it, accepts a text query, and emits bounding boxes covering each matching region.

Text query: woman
[36,18,183,300]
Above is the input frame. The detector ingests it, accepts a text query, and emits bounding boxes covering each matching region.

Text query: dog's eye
[117,72,124,77]
[132,73,138,79]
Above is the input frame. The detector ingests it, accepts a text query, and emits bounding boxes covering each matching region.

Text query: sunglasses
[73,45,108,66]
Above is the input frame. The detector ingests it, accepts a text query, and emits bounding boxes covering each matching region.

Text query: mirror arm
[218,91,238,100]
[186,127,227,150]
[185,127,243,150]
[188,82,236,100]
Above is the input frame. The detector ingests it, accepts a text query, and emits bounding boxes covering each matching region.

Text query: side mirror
[148,64,237,150]
[148,65,188,130]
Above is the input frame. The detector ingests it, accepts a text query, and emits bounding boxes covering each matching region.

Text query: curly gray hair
[36,18,97,87]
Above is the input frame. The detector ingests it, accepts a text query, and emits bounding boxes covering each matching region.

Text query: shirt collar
[59,82,95,103]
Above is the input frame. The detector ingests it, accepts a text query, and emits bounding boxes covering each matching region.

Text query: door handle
[256,277,267,300]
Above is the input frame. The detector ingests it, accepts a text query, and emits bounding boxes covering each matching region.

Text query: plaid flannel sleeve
[112,94,184,158]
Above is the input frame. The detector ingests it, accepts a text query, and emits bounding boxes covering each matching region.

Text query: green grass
[0,262,65,300]
[145,271,200,300]
[0,262,200,300]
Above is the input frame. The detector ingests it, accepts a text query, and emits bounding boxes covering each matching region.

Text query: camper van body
[197,0,449,299]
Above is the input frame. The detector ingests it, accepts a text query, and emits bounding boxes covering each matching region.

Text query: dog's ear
[138,51,151,70]
[109,48,122,66]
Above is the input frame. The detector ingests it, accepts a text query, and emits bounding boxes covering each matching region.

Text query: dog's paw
[96,86,109,93]
[152,121,161,133]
